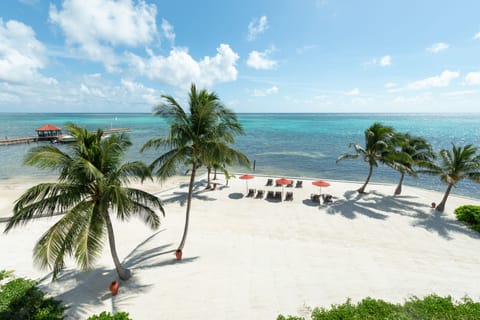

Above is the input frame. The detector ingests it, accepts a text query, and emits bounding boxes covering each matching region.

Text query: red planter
[175,249,183,260]
[109,280,119,296]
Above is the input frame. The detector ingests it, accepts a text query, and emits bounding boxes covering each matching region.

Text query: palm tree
[141,84,249,254]
[388,133,436,195]
[420,144,480,212]
[4,124,164,280]
[336,122,395,193]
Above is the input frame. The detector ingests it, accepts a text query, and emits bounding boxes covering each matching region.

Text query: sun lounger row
[265,178,303,188]
[310,193,333,204]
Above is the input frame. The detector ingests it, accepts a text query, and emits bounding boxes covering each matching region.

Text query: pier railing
[0,128,130,146]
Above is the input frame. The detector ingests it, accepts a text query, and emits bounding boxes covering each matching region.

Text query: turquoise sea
[1,113,480,199]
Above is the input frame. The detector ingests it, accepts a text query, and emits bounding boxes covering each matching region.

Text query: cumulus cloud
[345,88,360,96]
[465,71,480,85]
[384,82,396,88]
[129,43,239,89]
[473,32,480,40]
[368,55,391,67]
[407,70,459,90]
[252,86,278,96]
[161,19,175,44]
[379,55,391,66]
[247,16,268,41]
[49,0,158,70]
[246,48,277,70]
[0,19,51,83]
[427,42,449,53]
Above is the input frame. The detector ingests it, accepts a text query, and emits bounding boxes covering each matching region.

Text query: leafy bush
[455,205,480,232]
[278,295,480,320]
[0,277,66,319]
[86,311,132,320]
[0,270,13,281]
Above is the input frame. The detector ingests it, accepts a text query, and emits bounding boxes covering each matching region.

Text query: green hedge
[277,295,480,320]
[0,276,66,319]
[455,205,480,232]
[86,311,132,320]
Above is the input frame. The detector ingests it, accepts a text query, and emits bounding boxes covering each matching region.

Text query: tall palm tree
[420,144,480,212]
[336,122,395,193]
[388,133,436,195]
[4,124,164,280]
[141,84,249,254]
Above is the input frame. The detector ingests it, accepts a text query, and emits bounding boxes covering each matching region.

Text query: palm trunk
[436,183,453,212]
[206,166,211,189]
[394,172,405,195]
[213,168,217,180]
[105,213,131,280]
[358,164,373,193]
[178,162,196,251]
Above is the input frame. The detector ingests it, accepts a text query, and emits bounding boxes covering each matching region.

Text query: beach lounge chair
[287,181,294,188]
[322,194,333,204]
[266,191,274,199]
[256,190,265,199]
[295,180,303,188]
[311,193,320,203]
[266,179,273,186]
[247,188,256,197]
[285,191,293,201]
[275,191,282,200]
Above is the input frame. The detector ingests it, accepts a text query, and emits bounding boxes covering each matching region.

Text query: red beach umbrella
[239,174,255,192]
[312,180,330,195]
[275,178,292,197]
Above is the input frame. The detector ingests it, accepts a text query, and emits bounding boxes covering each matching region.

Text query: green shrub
[455,205,480,232]
[276,315,305,320]
[280,294,480,320]
[0,270,13,281]
[0,277,66,319]
[86,311,132,320]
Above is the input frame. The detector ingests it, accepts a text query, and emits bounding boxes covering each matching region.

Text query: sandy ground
[1,174,480,319]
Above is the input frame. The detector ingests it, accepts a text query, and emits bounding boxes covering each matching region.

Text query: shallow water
[1,113,479,198]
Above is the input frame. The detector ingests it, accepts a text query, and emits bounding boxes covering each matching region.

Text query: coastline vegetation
[141,84,250,255]
[337,122,480,212]
[4,124,164,280]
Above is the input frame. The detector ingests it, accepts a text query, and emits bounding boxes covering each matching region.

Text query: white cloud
[473,32,480,40]
[49,0,158,70]
[0,19,50,83]
[407,70,459,90]
[247,16,268,41]
[296,44,318,54]
[427,42,449,53]
[252,86,279,97]
[384,82,396,88]
[246,48,277,70]
[465,71,480,85]
[442,90,478,96]
[161,19,175,44]
[129,43,239,89]
[379,55,391,67]
[345,88,360,96]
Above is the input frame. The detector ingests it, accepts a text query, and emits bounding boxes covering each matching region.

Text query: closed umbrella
[239,174,255,193]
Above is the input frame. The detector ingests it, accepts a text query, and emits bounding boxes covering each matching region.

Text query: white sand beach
[1,174,480,319]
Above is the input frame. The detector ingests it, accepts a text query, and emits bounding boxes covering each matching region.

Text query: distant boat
[52,134,76,144]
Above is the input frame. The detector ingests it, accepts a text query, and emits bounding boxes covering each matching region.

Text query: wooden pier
[0,128,130,146]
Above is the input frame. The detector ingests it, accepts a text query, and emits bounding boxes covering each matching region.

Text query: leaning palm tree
[388,133,436,195]
[142,84,249,254]
[4,124,164,280]
[336,122,395,193]
[420,144,480,212]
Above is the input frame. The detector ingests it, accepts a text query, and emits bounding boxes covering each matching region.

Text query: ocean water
[1,113,480,199]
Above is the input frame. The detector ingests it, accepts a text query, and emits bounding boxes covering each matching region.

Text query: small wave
[255,151,326,158]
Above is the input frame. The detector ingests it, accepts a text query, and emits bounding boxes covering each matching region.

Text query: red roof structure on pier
[36,124,62,132]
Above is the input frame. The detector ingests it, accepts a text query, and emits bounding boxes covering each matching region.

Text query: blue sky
[1,0,480,113]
